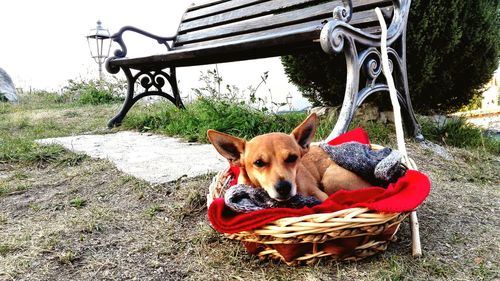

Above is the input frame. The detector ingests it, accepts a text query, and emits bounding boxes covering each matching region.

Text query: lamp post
[286,92,293,111]
[86,20,111,81]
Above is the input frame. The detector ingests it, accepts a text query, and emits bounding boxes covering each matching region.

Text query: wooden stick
[410,210,422,257]
[375,7,422,257]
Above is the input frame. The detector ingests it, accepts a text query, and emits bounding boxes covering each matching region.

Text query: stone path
[36,131,228,184]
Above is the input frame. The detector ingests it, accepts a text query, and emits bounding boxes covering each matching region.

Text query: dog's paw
[374,150,407,183]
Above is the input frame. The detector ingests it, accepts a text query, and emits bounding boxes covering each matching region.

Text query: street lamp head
[86,20,112,65]
[86,20,112,81]
[286,92,293,108]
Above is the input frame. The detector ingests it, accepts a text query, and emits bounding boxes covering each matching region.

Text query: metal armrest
[321,0,410,54]
[106,26,175,74]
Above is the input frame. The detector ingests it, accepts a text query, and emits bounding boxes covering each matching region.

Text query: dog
[207,113,373,202]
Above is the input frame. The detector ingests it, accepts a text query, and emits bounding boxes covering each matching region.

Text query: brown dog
[207,113,372,201]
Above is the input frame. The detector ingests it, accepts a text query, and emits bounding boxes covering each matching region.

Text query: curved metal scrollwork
[321,0,422,141]
[132,70,179,105]
[139,72,167,92]
[359,47,396,88]
[333,0,353,22]
[104,25,183,127]
[356,48,394,107]
[321,0,410,53]
[365,58,382,80]
[361,49,383,81]
[106,26,175,74]
[107,67,185,128]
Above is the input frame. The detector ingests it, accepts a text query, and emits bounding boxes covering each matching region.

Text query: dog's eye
[285,154,298,163]
[253,159,266,167]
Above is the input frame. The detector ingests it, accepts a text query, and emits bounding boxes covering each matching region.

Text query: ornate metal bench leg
[107,66,185,128]
[326,40,360,142]
[170,67,185,109]
[321,1,424,142]
[392,38,424,141]
[108,68,135,128]
[105,26,183,127]
[397,80,424,141]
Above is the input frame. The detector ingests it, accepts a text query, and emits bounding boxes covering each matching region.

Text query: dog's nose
[275,181,292,197]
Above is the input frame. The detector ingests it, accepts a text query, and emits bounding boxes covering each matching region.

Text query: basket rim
[207,143,417,239]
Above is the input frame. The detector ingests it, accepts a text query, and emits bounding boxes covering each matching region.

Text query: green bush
[281,48,345,107]
[64,79,124,105]
[123,97,308,143]
[78,88,118,105]
[281,0,500,114]
[420,117,500,154]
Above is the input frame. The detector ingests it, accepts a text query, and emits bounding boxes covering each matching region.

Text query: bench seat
[109,21,325,69]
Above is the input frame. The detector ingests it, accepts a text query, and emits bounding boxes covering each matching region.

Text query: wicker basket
[207,145,419,265]
[206,12,424,265]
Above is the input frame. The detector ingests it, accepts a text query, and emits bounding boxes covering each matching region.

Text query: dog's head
[207,113,317,201]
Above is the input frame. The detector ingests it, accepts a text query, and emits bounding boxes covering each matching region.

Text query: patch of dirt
[0,143,499,281]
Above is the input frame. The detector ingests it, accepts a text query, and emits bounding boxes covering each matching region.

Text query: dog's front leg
[322,164,372,195]
[296,169,329,201]
[309,187,329,201]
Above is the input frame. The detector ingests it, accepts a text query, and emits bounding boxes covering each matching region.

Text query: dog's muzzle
[275,180,293,200]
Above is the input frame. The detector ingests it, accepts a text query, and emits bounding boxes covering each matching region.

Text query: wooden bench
[106,0,423,141]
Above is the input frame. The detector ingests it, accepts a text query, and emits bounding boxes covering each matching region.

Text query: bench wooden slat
[111,20,326,69]
[179,0,320,34]
[180,0,392,34]
[350,4,392,27]
[184,0,269,21]
[186,0,231,12]
[175,20,323,51]
[176,0,344,45]
[176,6,393,47]
[352,0,391,11]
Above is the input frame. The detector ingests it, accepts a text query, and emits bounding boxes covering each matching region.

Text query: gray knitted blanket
[320,141,406,186]
[224,141,407,213]
[225,185,322,213]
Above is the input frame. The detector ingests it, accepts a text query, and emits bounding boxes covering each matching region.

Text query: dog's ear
[207,130,245,166]
[291,113,318,153]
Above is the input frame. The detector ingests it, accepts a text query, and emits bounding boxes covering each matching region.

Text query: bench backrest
[173,0,394,50]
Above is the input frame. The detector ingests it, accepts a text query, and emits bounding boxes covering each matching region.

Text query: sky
[0,0,310,110]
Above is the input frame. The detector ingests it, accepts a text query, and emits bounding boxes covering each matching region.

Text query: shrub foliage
[123,97,308,143]
[64,79,124,105]
[281,0,500,113]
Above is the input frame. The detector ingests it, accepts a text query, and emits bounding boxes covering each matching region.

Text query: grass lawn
[0,93,499,280]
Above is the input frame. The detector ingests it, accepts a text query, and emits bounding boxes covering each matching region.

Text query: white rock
[0,67,18,103]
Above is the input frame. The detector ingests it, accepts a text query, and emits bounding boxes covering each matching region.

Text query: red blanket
[208,128,431,234]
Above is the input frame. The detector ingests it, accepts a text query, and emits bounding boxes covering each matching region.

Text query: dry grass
[1,105,119,139]
[1,94,498,280]
[1,142,499,281]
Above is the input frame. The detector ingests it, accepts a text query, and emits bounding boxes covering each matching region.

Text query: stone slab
[36,131,229,183]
